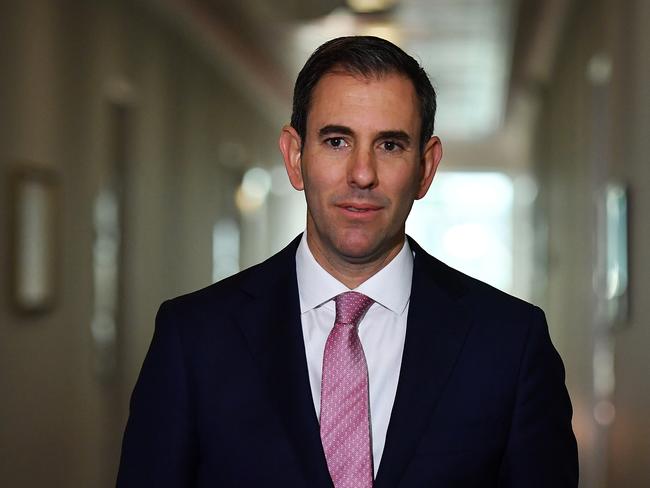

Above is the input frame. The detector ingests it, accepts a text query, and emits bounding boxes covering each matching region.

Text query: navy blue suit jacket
[117,236,578,487]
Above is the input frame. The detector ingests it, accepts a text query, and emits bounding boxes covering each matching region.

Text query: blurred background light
[407,171,515,294]
[236,166,272,213]
[346,0,399,14]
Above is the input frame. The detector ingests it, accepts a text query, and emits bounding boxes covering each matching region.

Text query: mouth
[337,202,383,216]
[344,206,374,212]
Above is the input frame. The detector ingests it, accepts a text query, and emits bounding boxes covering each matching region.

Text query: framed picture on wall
[8,165,60,313]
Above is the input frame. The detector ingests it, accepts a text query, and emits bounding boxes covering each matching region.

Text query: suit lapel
[235,236,333,488]
[375,239,473,487]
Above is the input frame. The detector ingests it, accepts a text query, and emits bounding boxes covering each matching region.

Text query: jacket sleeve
[116,301,197,487]
[498,306,579,487]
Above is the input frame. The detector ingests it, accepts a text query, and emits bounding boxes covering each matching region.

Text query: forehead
[307,72,420,133]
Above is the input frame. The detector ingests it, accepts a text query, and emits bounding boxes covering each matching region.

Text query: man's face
[281,71,441,267]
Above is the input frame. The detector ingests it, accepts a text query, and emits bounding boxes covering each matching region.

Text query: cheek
[303,168,340,199]
[383,169,421,201]
[302,178,331,217]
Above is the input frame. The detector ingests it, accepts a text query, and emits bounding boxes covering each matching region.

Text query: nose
[347,146,378,190]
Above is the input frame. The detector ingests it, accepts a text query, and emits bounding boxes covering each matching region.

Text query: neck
[306,233,405,289]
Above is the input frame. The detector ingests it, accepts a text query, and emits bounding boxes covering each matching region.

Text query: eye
[381,140,402,152]
[325,137,348,149]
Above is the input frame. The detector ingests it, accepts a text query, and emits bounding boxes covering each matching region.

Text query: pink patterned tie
[320,291,374,488]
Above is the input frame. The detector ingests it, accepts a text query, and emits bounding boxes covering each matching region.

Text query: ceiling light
[346,0,399,15]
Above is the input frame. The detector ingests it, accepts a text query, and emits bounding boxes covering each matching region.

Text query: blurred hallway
[0,0,648,486]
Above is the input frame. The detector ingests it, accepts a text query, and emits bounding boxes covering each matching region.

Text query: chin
[335,233,382,261]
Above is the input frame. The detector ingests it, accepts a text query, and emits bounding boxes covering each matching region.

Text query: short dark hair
[290,36,437,153]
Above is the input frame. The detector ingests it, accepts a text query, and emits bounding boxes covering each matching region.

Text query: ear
[415,135,443,199]
[279,125,304,191]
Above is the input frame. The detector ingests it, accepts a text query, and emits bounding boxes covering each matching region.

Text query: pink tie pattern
[320,291,374,488]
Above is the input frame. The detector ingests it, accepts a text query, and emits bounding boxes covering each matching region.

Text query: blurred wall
[0,1,282,486]
[536,0,650,486]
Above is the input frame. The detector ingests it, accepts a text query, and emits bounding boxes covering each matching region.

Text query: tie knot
[334,291,374,327]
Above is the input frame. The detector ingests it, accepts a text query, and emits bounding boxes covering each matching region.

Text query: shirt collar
[295,233,413,315]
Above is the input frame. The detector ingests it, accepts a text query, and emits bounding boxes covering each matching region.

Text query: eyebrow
[318,125,412,146]
[377,130,411,146]
[318,125,354,137]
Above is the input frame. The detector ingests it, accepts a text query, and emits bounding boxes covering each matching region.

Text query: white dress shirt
[295,234,413,476]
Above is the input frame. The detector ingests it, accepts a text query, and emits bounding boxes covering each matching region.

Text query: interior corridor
[1,0,648,486]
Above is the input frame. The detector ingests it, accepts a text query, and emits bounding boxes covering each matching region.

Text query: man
[117,36,578,487]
